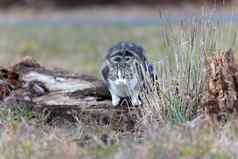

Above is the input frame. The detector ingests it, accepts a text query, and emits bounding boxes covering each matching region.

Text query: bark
[201,49,238,123]
[0,57,141,131]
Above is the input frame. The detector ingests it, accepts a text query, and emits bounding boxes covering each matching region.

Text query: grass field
[1,19,238,73]
[1,13,238,158]
[0,25,168,75]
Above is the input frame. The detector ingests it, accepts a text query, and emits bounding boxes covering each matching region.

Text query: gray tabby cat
[101,42,155,107]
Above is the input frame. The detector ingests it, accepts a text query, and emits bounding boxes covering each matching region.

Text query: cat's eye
[111,56,122,63]
[125,57,131,61]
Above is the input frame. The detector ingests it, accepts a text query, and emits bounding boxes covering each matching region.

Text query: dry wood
[201,49,238,123]
[0,57,141,131]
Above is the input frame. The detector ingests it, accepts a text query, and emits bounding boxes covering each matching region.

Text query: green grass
[0,25,168,75]
[1,21,237,75]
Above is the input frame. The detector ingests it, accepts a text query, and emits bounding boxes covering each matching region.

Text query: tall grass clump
[140,15,238,125]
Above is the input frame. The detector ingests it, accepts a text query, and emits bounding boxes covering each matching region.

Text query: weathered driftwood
[0,57,141,130]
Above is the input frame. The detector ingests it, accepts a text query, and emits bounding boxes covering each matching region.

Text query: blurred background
[0,0,237,75]
[0,0,234,8]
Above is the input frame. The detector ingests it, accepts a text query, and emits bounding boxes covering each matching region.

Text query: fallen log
[0,57,141,131]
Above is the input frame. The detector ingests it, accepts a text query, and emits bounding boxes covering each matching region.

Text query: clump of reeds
[139,16,238,126]
[139,22,208,125]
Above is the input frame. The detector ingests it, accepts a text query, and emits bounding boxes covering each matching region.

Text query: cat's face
[108,63,136,81]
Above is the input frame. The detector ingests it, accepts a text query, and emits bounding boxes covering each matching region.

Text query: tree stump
[201,49,238,124]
